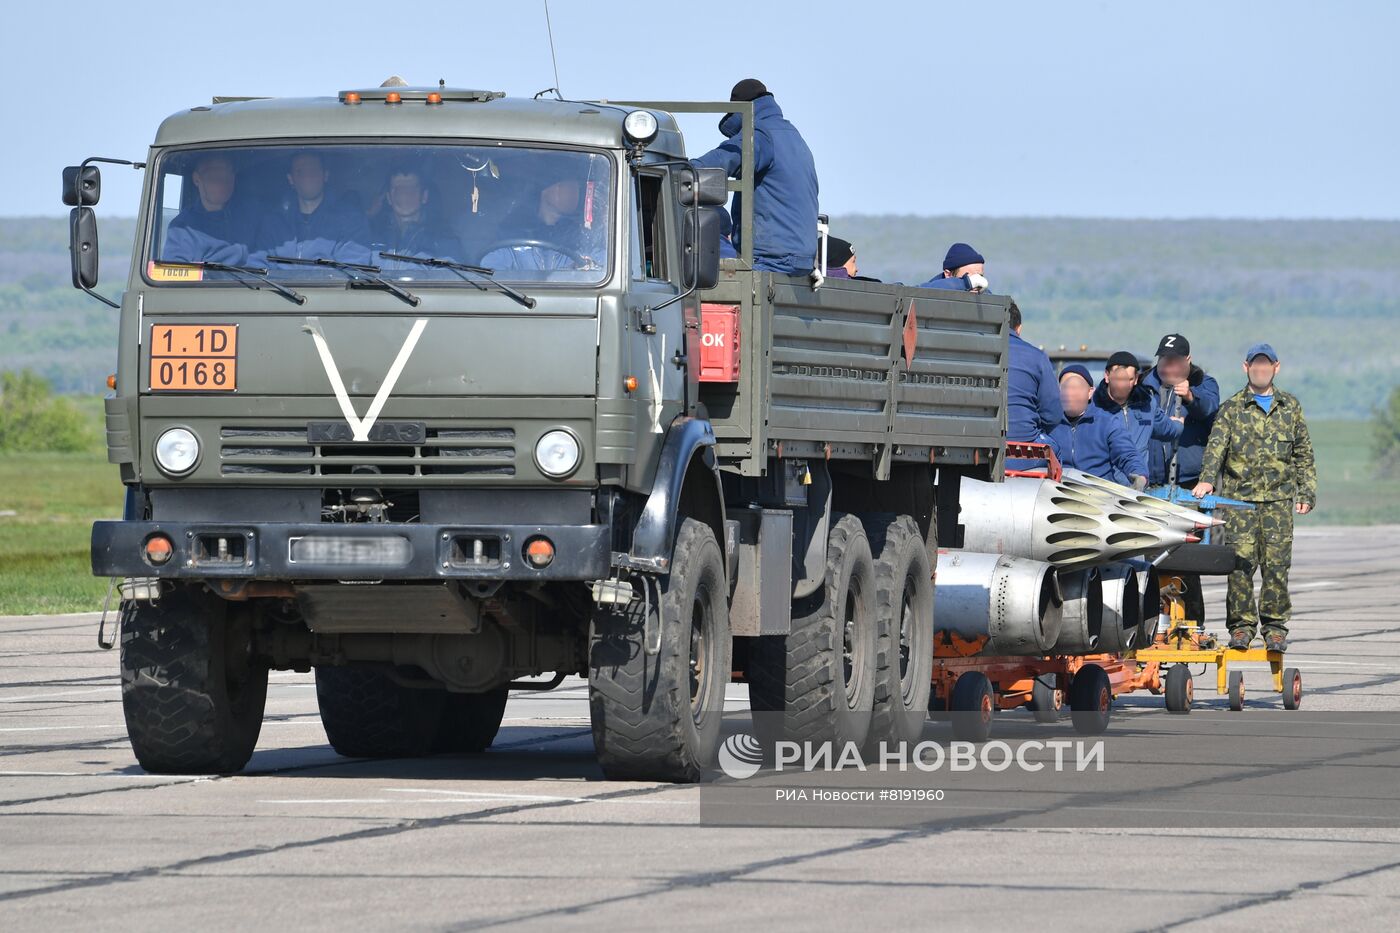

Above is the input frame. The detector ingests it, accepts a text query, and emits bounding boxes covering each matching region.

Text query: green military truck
[68,85,1009,781]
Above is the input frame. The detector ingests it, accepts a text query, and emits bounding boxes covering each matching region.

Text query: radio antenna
[543,1,563,99]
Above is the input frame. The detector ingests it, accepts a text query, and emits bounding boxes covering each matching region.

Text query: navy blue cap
[942,242,984,271]
[1059,364,1093,387]
[1245,342,1279,363]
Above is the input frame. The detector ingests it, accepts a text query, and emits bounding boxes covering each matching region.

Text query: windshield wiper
[379,252,536,309]
[194,261,305,305]
[266,255,420,307]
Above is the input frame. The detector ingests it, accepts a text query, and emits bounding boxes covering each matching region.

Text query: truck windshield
[146,143,613,286]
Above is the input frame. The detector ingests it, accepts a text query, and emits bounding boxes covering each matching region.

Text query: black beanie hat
[1106,350,1140,371]
[730,78,771,102]
[827,237,854,268]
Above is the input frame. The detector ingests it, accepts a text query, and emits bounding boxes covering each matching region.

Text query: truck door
[626,170,686,443]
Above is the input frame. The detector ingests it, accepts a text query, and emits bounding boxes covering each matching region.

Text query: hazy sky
[3,0,1395,219]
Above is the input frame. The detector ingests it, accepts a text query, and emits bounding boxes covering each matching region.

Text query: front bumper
[91,520,611,581]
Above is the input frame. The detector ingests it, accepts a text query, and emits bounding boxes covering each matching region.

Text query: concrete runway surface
[2,526,1399,931]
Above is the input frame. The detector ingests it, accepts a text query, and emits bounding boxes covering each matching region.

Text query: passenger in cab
[920,242,989,292]
[257,152,371,260]
[690,79,819,276]
[163,154,256,263]
[1050,364,1148,488]
[369,166,461,259]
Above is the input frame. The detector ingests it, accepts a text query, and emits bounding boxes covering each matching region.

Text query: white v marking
[645,332,666,434]
[304,317,429,442]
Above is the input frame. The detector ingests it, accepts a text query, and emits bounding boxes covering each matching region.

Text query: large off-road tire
[749,513,878,750]
[120,586,268,774]
[863,514,934,753]
[315,665,446,758]
[433,688,510,753]
[589,517,731,782]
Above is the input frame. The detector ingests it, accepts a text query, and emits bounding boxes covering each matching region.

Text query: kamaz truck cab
[71,85,1009,782]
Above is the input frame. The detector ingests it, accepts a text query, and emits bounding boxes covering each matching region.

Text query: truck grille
[219,426,516,477]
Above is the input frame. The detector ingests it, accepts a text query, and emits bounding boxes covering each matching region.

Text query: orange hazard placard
[149,324,237,391]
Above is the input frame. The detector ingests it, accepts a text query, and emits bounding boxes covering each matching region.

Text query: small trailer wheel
[1030,677,1060,724]
[1069,664,1113,736]
[950,672,995,743]
[1282,667,1303,710]
[1228,670,1245,711]
[1165,665,1193,714]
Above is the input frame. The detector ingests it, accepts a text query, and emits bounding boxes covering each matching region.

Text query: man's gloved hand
[1131,474,1148,492]
[965,272,989,292]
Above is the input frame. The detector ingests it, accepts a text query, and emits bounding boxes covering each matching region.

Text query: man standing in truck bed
[690,79,819,275]
[1005,301,1066,471]
[1193,343,1317,652]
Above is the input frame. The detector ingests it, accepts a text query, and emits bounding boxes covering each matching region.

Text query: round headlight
[623,110,659,147]
[534,430,581,478]
[154,427,200,476]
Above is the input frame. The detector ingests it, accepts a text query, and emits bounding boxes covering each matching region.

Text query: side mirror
[683,207,722,291]
[69,207,100,290]
[678,167,728,208]
[62,165,101,207]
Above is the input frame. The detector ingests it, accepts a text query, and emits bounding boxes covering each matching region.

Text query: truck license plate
[289,536,413,566]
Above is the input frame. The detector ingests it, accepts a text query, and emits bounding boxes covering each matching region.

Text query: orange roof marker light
[426,91,443,105]
[385,91,402,104]
[343,92,361,105]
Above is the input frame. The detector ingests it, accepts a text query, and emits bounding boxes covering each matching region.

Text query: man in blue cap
[691,79,819,276]
[919,242,989,291]
[1193,343,1317,652]
[1049,364,1147,487]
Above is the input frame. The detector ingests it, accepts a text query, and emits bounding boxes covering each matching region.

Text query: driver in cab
[479,177,602,273]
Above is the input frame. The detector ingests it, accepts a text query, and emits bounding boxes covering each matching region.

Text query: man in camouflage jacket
[1193,343,1317,651]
